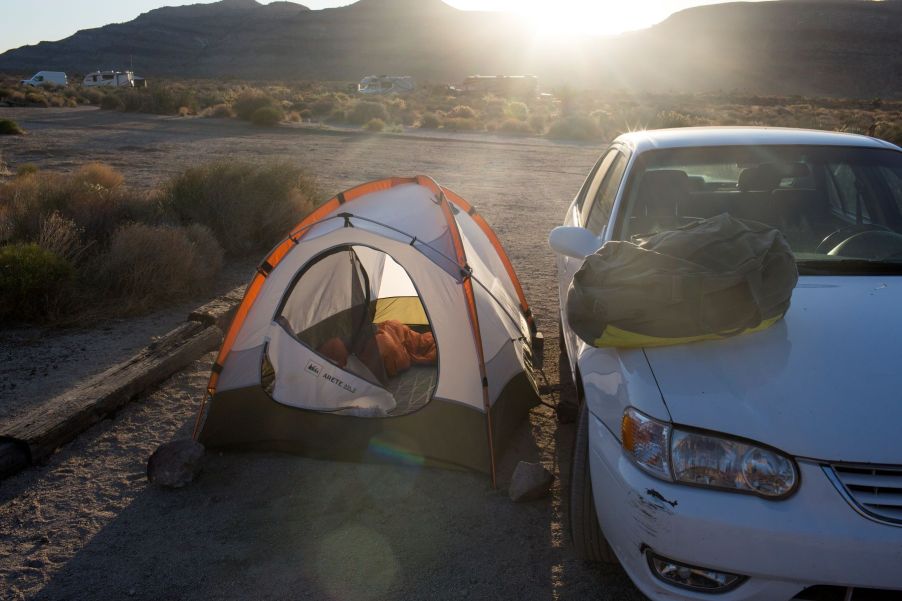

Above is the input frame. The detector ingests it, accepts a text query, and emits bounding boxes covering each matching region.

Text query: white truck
[82,70,135,88]
[20,71,68,86]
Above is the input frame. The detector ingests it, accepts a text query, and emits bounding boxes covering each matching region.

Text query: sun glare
[523,2,655,37]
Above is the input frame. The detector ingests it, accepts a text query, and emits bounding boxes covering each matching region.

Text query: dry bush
[0,119,24,135]
[0,243,74,323]
[37,211,90,263]
[419,112,441,129]
[447,105,477,119]
[497,118,532,135]
[364,118,385,132]
[547,115,602,141]
[163,160,318,255]
[348,101,389,125]
[201,103,235,118]
[233,90,278,121]
[443,117,482,131]
[250,105,283,126]
[95,223,223,312]
[0,163,144,244]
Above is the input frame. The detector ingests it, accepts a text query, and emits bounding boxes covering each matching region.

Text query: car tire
[569,399,618,564]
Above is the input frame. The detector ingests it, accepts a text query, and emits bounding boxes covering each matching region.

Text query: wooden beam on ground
[0,322,222,479]
[188,285,246,330]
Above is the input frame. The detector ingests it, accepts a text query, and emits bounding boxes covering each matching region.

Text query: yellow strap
[593,315,783,348]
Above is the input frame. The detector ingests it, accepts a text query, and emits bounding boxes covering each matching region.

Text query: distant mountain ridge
[1,0,900,97]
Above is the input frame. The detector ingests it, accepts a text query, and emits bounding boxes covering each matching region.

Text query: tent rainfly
[193,176,541,484]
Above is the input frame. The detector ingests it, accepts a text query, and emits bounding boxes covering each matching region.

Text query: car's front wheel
[569,399,618,563]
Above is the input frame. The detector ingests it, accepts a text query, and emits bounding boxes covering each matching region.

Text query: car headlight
[621,407,798,498]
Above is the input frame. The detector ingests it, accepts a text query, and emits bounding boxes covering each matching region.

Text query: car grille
[826,463,902,526]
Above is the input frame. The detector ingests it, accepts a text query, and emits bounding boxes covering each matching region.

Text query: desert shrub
[100,94,124,111]
[0,163,134,244]
[25,92,48,107]
[654,110,699,128]
[443,117,482,131]
[506,101,529,121]
[547,115,601,141]
[528,113,546,134]
[312,98,336,116]
[178,106,192,117]
[419,112,441,129]
[233,90,278,121]
[0,243,74,322]
[364,118,385,132]
[298,108,313,120]
[250,105,283,126]
[0,119,24,135]
[81,88,104,105]
[202,103,234,118]
[875,122,902,146]
[16,163,38,176]
[482,97,507,119]
[498,118,532,135]
[348,101,389,125]
[73,162,125,190]
[447,105,477,119]
[163,160,318,255]
[95,223,223,311]
[326,109,347,123]
[37,212,89,263]
[287,110,302,123]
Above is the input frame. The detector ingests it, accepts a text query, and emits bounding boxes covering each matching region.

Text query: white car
[550,127,902,600]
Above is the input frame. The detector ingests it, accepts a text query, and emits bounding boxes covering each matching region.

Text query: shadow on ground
[31,343,641,601]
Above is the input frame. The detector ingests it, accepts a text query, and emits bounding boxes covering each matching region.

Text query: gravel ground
[0,107,647,600]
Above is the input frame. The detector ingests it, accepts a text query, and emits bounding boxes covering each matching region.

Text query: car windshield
[617,145,902,274]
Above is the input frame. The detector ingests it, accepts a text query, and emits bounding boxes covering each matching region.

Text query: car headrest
[738,165,783,191]
[637,170,690,216]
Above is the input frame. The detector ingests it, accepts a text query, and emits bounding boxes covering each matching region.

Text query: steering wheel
[815,224,890,254]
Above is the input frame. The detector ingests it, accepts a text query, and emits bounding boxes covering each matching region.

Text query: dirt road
[0,107,646,600]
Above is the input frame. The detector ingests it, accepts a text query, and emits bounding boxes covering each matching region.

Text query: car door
[557,146,631,371]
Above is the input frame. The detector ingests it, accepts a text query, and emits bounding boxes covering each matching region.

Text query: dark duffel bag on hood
[566,213,798,348]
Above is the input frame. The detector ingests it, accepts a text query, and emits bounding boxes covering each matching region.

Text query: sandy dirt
[0,107,646,600]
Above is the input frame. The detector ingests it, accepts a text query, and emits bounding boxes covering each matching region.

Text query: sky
[0,0,768,54]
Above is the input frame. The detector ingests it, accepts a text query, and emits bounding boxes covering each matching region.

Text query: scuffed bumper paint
[587,411,902,600]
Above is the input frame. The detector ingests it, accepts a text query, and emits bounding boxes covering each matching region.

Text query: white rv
[357,75,415,95]
[20,71,68,86]
[83,70,135,88]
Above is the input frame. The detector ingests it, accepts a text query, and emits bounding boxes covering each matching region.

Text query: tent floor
[384,366,437,416]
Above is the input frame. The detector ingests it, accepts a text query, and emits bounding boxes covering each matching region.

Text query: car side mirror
[548,226,602,259]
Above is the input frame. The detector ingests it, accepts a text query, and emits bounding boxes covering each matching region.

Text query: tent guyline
[193,175,541,487]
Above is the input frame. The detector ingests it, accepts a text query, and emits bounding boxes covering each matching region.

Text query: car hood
[643,276,902,464]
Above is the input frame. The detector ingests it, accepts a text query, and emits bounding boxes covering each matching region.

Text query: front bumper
[587,411,902,600]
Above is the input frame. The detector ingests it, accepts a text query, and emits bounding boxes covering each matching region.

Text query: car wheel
[569,399,618,564]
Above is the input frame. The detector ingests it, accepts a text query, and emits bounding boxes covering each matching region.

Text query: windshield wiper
[797,258,902,275]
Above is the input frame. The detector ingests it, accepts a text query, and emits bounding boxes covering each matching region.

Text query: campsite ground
[0,107,647,600]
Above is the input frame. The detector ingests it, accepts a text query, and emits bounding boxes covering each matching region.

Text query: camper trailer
[357,75,415,95]
[82,70,136,88]
[20,71,67,86]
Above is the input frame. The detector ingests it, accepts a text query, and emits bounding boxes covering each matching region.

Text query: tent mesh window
[274,245,438,416]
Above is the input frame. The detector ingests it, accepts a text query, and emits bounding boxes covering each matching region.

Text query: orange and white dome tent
[194,176,541,484]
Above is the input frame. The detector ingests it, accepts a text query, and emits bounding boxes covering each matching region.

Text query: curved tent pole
[416,175,498,488]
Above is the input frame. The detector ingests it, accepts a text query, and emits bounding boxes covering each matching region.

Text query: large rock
[509,461,553,502]
[147,439,205,488]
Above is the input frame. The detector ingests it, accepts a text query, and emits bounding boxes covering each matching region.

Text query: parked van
[83,70,135,88]
[20,71,68,86]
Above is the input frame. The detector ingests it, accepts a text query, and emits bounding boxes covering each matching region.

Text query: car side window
[578,150,618,223]
[585,153,628,235]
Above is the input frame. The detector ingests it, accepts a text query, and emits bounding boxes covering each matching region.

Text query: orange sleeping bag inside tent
[374,320,437,377]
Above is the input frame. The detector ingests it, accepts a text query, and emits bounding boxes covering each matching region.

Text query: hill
[0,0,900,97]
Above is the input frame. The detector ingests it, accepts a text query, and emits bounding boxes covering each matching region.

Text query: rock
[147,439,205,488]
[508,461,553,502]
